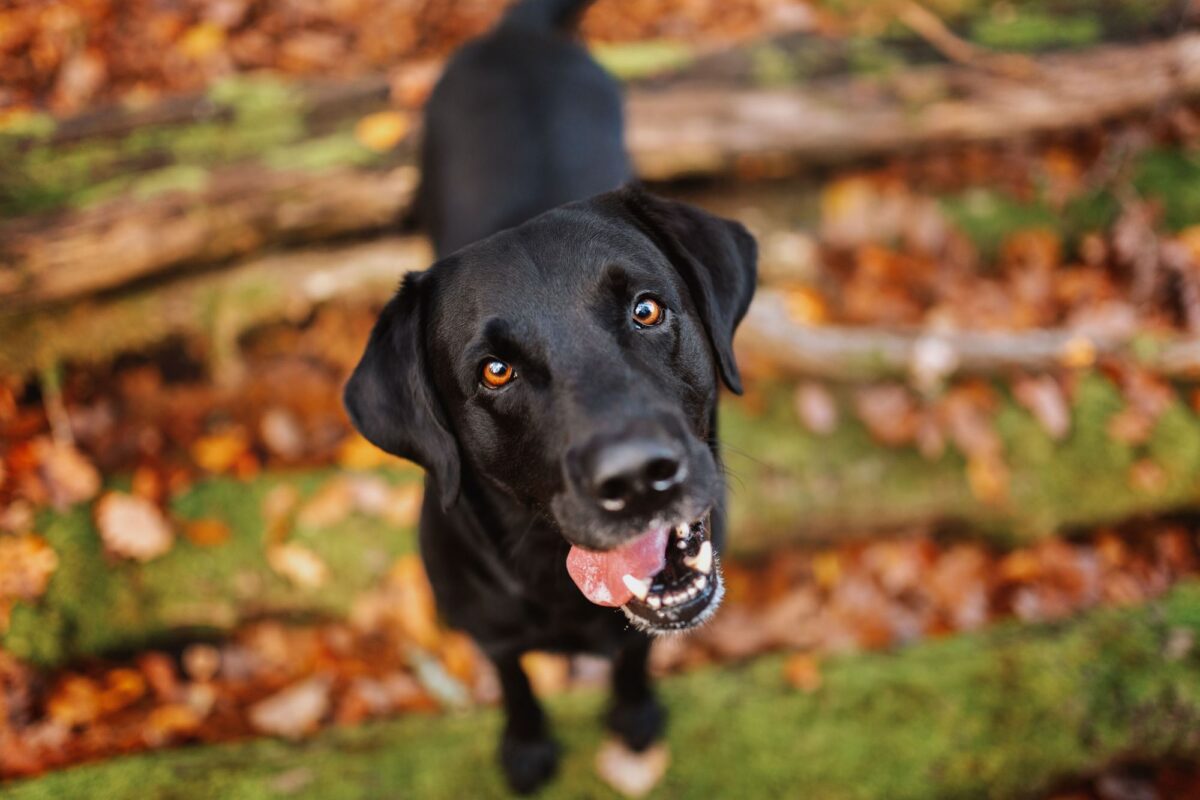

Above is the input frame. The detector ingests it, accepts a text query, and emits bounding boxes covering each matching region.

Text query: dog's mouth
[564,513,722,634]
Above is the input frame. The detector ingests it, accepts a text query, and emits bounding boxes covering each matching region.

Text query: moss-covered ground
[1,467,421,666]
[8,581,1200,800]
[722,373,1200,550]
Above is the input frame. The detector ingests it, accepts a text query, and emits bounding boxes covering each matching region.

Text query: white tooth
[687,586,698,598]
[676,522,689,537]
[622,574,650,601]
[647,595,661,610]
[685,541,713,574]
[696,575,708,590]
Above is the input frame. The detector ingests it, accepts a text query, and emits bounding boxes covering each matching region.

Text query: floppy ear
[343,272,461,509]
[615,187,758,394]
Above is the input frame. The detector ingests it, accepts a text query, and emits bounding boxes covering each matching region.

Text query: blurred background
[3,1,1200,797]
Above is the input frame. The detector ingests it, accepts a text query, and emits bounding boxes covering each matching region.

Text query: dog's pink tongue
[566,526,669,607]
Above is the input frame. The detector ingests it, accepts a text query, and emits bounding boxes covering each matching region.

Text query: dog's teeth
[622,574,650,601]
[695,574,708,590]
[684,540,713,574]
[675,522,689,538]
[647,594,661,610]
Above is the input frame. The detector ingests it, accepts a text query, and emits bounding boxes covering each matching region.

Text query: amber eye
[481,359,515,389]
[632,297,665,327]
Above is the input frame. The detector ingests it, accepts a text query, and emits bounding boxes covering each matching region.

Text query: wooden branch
[627,32,1200,179]
[0,236,431,377]
[736,290,1200,383]
[0,167,418,310]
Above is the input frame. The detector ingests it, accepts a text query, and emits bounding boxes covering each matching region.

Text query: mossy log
[1,469,422,666]
[7,367,1200,665]
[5,34,1200,309]
[10,582,1200,799]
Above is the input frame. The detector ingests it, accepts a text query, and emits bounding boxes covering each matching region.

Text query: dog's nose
[586,438,686,513]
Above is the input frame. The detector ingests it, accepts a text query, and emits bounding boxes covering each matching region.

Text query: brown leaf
[354,110,410,152]
[595,739,670,799]
[190,429,249,474]
[854,385,919,446]
[296,479,353,529]
[267,544,329,589]
[33,437,100,509]
[259,407,306,461]
[520,652,570,697]
[248,676,331,740]
[336,434,391,471]
[1013,375,1070,440]
[0,533,58,614]
[183,519,231,548]
[94,492,174,562]
[1129,459,1168,495]
[782,653,822,693]
[794,383,838,436]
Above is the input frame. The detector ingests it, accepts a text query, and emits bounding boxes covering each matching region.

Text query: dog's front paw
[500,733,561,795]
[606,696,666,753]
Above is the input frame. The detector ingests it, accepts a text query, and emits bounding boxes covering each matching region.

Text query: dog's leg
[494,652,560,794]
[606,635,666,752]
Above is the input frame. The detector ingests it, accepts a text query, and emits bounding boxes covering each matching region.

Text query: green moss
[971,11,1101,51]
[591,41,695,80]
[10,582,1200,799]
[1133,149,1200,232]
[265,132,380,172]
[1,467,420,666]
[0,76,363,217]
[751,44,802,87]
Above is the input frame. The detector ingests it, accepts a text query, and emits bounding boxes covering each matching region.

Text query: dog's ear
[614,187,758,394]
[343,272,461,509]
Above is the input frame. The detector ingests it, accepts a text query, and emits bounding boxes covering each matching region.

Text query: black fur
[345,2,756,793]
[417,0,631,257]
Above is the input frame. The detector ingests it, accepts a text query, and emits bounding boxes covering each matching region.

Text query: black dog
[345,1,757,794]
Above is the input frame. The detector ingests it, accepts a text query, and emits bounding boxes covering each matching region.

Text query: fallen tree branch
[736,290,1200,383]
[0,236,431,378]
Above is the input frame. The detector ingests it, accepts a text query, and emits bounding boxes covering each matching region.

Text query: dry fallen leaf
[94,492,175,562]
[296,479,353,529]
[383,483,423,527]
[794,383,838,436]
[336,434,391,470]
[268,544,329,589]
[520,652,570,697]
[183,519,232,548]
[0,533,58,607]
[783,653,822,693]
[260,407,306,461]
[595,739,670,799]
[354,110,411,152]
[191,429,250,474]
[1013,375,1070,440]
[33,437,100,509]
[249,676,332,740]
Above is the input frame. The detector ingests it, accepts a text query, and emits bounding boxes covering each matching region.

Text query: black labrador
[344,0,757,793]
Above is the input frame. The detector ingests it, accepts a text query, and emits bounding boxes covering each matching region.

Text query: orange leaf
[354,111,410,152]
[783,653,822,693]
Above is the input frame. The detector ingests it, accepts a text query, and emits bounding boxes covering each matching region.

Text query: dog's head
[344,187,756,632]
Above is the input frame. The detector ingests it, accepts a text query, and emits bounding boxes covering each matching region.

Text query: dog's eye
[632,296,665,328]
[481,359,515,389]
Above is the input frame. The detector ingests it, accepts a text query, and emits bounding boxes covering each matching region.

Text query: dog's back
[417,0,632,256]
